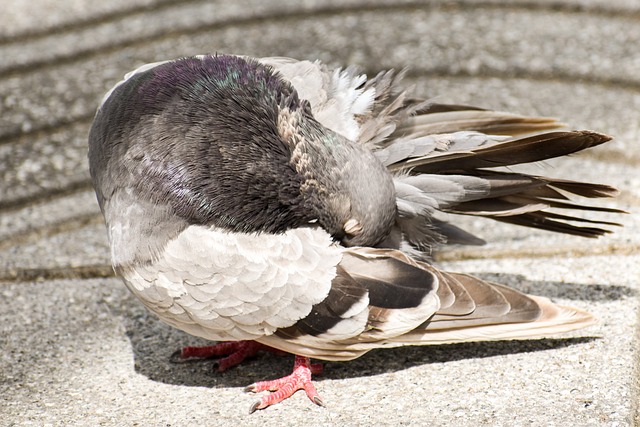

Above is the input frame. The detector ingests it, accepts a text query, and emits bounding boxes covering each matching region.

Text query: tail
[372,103,623,252]
[389,269,596,346]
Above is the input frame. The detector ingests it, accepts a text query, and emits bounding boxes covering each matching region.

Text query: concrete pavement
[1,1,639,425]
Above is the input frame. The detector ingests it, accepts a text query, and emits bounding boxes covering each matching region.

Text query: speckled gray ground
[1,1,639,426]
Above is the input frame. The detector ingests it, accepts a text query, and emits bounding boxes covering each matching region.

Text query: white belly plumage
[119,225,343,341]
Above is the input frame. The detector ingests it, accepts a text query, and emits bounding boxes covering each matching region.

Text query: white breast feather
[120,226,343,341]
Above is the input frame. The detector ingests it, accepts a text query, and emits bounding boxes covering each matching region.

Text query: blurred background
[1,1,639,425]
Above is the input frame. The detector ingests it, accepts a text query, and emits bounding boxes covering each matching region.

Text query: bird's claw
[245,355,324,413]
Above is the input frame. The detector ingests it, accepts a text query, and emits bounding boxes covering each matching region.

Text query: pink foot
[170,340,285,372]
[245,355,324,413]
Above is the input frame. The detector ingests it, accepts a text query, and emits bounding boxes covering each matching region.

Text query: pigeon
[88,54,622,413]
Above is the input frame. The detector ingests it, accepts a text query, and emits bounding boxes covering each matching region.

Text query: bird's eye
[343,218,363,236]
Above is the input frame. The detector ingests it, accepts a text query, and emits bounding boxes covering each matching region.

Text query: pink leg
[170,340,285,372]
[245,355,325,413]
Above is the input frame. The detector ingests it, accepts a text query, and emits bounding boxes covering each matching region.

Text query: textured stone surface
[1,1,638,425]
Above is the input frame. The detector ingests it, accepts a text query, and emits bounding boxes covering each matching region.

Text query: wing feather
[259,247,594,361]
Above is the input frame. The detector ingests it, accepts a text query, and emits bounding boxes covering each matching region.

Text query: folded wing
[259,247,594,361]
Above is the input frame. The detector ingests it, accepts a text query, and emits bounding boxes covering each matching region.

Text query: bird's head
[320,156,397,248]
[284,110,397,248]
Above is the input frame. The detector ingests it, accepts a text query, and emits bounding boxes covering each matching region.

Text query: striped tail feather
[377,105,623,248]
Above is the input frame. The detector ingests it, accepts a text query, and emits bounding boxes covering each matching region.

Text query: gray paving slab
[1,0,638,426]
[1,254,638,426]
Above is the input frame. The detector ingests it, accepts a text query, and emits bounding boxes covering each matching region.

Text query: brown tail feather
[387,125,620,242]
[493,212,615,238]
[406,131,611,173]
[396,106,563,136]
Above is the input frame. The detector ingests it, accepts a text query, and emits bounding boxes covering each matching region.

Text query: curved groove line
[0,0,184,45]
[1,1,639,82]
[403,67,640,91]
[0,212,103,252]
[0,115,94,146]
[0,180,94,212]
[2,0,639,47]
[0,264,116,282]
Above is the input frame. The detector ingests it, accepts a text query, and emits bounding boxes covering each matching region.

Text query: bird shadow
[468,272,636,302]
[118,275,633,389]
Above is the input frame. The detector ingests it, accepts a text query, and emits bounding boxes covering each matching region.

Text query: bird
[88,53,622,413]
